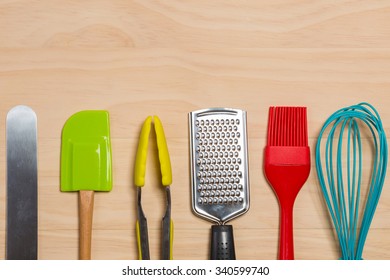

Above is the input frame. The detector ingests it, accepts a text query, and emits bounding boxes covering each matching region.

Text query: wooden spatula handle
[79,190,94,260]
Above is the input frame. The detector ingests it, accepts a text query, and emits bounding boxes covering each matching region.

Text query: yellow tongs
[134,116,173,260]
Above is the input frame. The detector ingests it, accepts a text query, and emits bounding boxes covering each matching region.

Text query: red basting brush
[264,107,311,260]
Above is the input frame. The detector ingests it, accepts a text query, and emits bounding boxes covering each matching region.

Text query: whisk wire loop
[316,102,388,260]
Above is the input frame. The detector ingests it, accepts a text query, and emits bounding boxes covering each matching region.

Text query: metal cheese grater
[189,108,250,259]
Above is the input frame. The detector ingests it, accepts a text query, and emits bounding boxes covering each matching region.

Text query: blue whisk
[315,102,388,260]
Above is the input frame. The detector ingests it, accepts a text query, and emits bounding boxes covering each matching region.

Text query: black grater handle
[210,225,236,260]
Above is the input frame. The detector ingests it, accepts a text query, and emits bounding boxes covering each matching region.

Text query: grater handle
[210,225,236,260]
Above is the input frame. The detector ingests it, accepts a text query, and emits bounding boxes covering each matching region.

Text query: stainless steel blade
[6,105,38,260]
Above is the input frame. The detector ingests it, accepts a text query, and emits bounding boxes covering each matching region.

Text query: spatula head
[61,110,112,192]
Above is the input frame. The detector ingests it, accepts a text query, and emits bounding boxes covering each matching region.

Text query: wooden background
[1,0,390,260]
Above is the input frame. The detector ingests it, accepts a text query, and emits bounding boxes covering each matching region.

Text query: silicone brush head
[60,110,112,192]
[264,106,310,260]
[267,107,308,147]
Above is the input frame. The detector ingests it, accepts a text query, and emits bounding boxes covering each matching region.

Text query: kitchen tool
[189,108,250,260]
[6,105,38,260]
[264,106,310,260]
[315,102,388,259]
[60,110,112,260]
[134,116,173,260]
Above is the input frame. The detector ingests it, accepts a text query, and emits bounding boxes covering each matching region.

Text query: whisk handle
[279,205,294,260]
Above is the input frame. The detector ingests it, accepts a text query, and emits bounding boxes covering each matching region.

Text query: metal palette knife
[6,105,38,260]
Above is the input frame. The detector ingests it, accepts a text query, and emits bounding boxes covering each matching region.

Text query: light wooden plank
[1,1,390,48]
[1,0,390,260]
[2,228,387,260]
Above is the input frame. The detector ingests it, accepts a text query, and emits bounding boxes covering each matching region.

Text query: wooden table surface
[1,0,390,260]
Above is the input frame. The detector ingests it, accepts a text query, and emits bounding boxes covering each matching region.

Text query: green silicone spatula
[60,110,112,260]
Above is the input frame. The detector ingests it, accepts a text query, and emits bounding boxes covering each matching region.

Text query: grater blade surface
[189,108,250,224]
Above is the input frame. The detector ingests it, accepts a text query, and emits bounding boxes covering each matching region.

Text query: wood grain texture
[1,0,390,260]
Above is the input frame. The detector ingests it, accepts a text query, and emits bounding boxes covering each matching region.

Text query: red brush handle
[279,203,294,260]
[264,146,311,261]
